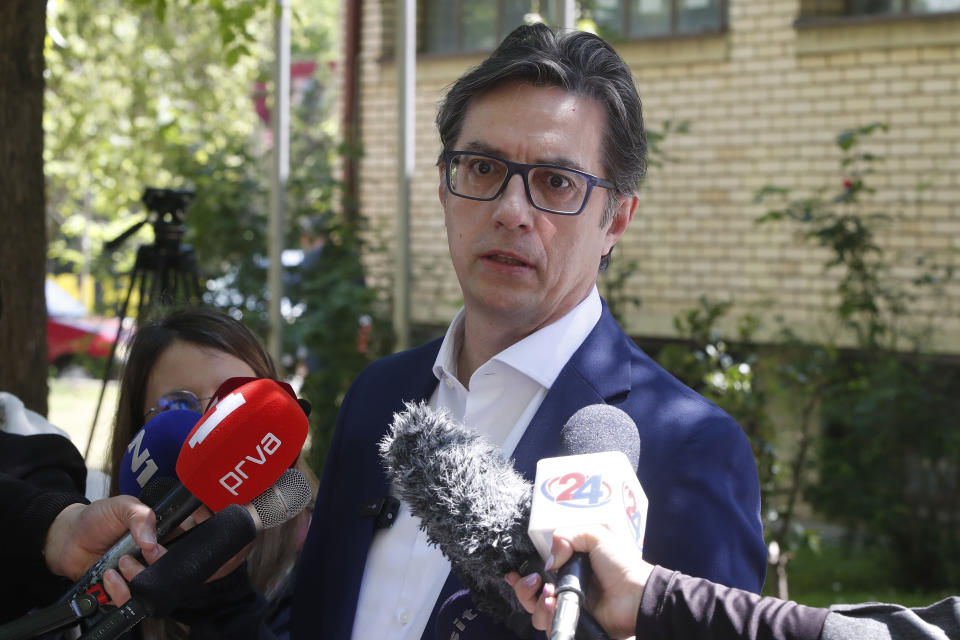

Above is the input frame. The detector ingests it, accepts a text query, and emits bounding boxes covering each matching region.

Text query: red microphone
[176,378,308,512]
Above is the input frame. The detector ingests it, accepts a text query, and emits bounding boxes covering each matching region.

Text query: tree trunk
[0,1,48,415]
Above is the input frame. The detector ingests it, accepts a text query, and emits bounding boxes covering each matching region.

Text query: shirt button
[445,378,455,389]
[398,611,411,625]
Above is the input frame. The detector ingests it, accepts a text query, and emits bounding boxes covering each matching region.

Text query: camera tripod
[85,188,202,459]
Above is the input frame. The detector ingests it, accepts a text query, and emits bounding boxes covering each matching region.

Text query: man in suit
[292,23,767,640]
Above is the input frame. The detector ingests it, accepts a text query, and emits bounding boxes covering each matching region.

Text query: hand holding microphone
[79,467,314,640]
[507,525,653,640]
[62,378,306,611]
[527,404,647,640]
[44,497,160,585]
[380,401,645,640]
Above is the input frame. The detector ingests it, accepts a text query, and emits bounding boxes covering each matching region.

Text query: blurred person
[507,526,960,640]
[106,306,313,639]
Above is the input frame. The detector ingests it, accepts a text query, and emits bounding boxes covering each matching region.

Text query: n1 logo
[126,429,158,489]
[540,472,612,508]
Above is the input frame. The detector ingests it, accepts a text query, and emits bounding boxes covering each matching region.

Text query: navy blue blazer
[292,303,767,640]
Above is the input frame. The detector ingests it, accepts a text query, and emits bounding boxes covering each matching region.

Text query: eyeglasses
[143,390,212,420]
[440,150,614,216]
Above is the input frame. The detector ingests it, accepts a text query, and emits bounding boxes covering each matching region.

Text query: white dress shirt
[350,287,602,640]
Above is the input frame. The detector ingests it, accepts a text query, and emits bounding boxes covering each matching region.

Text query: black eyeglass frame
[439,150,615,216]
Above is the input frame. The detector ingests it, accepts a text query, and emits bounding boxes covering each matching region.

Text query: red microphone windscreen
[175,378,308,511]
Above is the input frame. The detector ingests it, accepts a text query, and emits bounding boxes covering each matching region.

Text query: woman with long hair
[107,306,312,639]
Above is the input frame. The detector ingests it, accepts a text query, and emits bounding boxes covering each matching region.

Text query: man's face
[440,81,635,337]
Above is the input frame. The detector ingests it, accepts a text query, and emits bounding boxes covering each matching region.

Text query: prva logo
[219,433,283,496]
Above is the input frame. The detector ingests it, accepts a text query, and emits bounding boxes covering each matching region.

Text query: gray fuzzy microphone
[380,401,640,639]
[379,401,539,629]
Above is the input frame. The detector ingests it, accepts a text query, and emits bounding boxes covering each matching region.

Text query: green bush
[756,123,960,591]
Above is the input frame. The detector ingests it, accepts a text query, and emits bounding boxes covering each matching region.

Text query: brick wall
[353,0,960,351]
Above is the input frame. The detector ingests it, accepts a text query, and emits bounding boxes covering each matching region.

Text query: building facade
[349,0,960,352]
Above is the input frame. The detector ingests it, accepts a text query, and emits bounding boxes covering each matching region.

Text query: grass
[47,373,118,473]
[767,542,957,608]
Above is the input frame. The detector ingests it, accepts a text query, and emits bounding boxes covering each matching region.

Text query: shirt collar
[432,286,602,389]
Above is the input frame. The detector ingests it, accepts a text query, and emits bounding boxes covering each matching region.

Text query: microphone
[380,401,538,632]
[176,377,308,512]
[61,410,204,607]
[118,409,200,497]
[62,378,308,607]
[78,468,313,640]
[381,402,644,640]
[528,404,646,640]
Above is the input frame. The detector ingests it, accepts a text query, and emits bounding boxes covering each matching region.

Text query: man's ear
[602,193,638,255]
[438,165,447,206]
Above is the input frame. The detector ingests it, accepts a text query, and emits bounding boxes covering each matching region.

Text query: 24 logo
[622,482,645,550]
[540,472,612,508]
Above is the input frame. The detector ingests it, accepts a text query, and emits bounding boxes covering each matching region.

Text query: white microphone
[527,404,647,640]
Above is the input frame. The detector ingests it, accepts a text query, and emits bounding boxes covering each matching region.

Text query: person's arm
[0,474,160,622]
[0,473,87,578]
[44,494,160,581]
[819,598,960,640]
[507,526,828,640]
[638,566,827,640]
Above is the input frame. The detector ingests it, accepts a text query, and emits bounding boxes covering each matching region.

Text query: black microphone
[77,468,313,640]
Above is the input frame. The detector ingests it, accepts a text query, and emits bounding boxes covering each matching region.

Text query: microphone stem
[551,552,588,640]
[551,591,581,640]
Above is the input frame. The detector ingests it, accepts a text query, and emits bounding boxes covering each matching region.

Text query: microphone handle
[78,597,152,640]
[550,553,612,640]
[0,594,98,640]
[153,483,204,540]
[551,552,588,640]
[60,484,202,604]
[78,504,257,640]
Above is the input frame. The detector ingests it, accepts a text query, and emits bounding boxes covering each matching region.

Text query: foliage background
[44,0,386,474]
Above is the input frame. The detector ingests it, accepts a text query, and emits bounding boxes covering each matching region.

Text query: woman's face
[142,339,257,420]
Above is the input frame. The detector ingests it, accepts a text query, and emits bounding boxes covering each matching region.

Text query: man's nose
[491,174,534,229]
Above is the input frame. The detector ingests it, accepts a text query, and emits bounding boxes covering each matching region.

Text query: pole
[268,0,290,364]
[560,0,575,30]
[394,0,415,351]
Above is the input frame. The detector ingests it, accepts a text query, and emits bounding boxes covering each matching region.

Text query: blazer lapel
[510,302,632,481]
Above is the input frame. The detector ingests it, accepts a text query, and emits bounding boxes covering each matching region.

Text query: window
[417,0,726,55]
[582,0,727,40]
[849,0,960,14]
[419,0,554,54]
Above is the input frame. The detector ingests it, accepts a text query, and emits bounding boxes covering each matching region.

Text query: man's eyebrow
[458,141,589,173]
[537,155,588,173]
[460,140,501,156]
